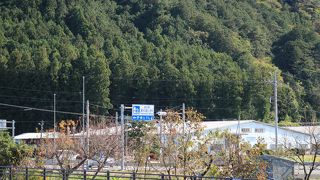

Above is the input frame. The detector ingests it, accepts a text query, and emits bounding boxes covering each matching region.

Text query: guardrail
[0,166,256,180]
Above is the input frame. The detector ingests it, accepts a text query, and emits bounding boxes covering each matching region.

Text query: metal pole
[82,76,85,134]
[107,170,110,180]
[12,120,15,137]
[82,76,85,171]
[115,112,119,140]
[43,168,46,180]
[125,117,128,157]
[274,71,279,150]
[115,112,119,127]
[54,93,56,148]
[182,103,186,175]
[83,169,87,180]
[25,167,28,180]
[9,165,12,180]
[62,169,66,180]
[40,120,44,140]
[120,104,125,170]
[132,171,136,180]
[86,100,90,170]
[182,103,185,135]
[159,109,163,160]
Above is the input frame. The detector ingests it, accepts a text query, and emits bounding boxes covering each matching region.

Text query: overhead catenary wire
[0,70,318,115]
[0,66,318,96]
[0,102,82,115]
[0,102,116,120]
[0,84,315,114]
[0,95,85,103]
[110,77,275,84]
[0,78,269,97]
[0,93,191,113]
[0,86,82,95]
[0,92,263,108]
[0,73,300,104]
[0,94,117,108]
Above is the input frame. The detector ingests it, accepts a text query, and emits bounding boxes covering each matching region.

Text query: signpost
[0,119,6,129]
[0,119,15,137]
[132,104,154,121]
[120,104,155,170]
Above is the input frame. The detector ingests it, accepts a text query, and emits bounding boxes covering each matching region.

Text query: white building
[285,126,320,135]
[14,132,58,144]
[14,126,121,144]
[202,120,311,150]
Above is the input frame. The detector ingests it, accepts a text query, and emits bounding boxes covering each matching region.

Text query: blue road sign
[132,104,154,121]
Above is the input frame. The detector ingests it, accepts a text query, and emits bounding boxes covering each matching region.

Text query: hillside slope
[0,0,319,133]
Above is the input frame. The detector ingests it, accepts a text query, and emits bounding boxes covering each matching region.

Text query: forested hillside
[0,0,319,133]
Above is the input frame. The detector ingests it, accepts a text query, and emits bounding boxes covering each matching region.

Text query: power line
[0,102,82,115]
[110,77,272,84]
[0,102,114,119]
[0,94,111,106]
[0,75,284,102]
[0,86,81,95]
[0,94,53,101]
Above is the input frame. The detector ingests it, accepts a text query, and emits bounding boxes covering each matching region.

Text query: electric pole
[39,120,44,140]
[115,112,118,137]
[120,104,125,170]
[125,115,128,157]
[182,103,185,135]
[159,109,163,159]
[86,100,90,170]
[82,76,85,171]
[274,71,279,150]
[115,112,119,127]
[82,76,85,134]
[53,93,56,148]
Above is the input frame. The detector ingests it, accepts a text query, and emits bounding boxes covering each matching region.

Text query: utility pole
[182,103,185,135]
[157,109,167,161]
[86,100,90,170]
[159,109,163,159]
[274,71,279,150]
[182,103,187,177]
[39,120,44,140]
[82,76,85,134]
[125,115,128,157]
[82,76,85,171]
[115,112,118,136]
[115,112,119,127]
[120,104,125,170]
[53,93,56,148]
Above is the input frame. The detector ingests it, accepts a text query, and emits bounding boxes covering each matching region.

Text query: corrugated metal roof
[15,121,313,139]
[203,120,310,136]
[14,126,121,140]
[285,126,320,134]
[14,132,59,140]
[202,120,254,130]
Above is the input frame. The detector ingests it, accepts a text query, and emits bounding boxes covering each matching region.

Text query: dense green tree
[273,27,320,121]
[0,132,32,166]
[0,0,319,133]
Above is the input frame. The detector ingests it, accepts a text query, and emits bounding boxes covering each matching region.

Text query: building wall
[262,155,295,180]
[205,122,311,149]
